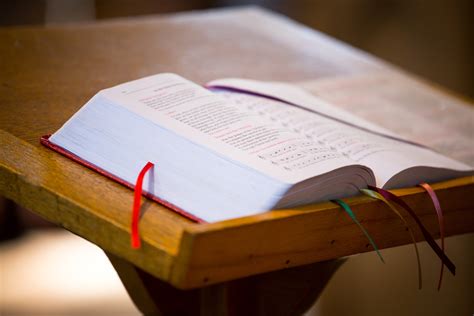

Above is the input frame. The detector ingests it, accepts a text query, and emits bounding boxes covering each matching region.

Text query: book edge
[40,135,205,224]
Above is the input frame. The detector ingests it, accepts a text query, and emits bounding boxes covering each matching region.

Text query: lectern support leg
[106,252,345,316]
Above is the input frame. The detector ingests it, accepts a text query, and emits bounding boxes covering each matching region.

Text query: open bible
[45,73,473,222]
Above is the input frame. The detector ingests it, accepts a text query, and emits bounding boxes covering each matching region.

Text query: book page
[206,78,402,140]
[100,74,356,184]
[210,84,472,187]
[298,72,474,166]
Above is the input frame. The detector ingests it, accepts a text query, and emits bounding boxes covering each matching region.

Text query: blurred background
[1,1,473,315]
[1,0,473,97]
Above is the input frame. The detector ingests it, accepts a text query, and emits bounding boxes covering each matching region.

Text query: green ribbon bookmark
[332,199,385,263]
[360,188,422,289]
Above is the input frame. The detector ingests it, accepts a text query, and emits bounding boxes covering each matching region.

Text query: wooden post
[106,252,345,315]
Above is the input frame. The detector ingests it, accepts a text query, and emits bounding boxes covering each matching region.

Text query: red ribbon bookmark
[131,162,155,249]
[419,182,446,290]
[368,185,456,276]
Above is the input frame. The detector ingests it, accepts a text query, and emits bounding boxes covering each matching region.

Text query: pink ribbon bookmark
[131,162,154,249]
[368,185,455,276]
[419,182,446,290]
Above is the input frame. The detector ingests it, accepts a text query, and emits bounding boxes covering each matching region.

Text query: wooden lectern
[0,7,473,315]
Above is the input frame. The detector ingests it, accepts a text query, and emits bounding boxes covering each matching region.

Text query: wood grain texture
[172,176,474,288]
[0,7,473,290]
[0,129,190,281]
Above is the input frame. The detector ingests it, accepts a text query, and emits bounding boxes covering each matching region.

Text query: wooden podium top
[0,7,473,289]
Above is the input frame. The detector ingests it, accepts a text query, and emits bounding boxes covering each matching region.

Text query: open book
[45,74,473,222]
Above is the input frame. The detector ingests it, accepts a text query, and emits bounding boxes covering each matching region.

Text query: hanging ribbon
[360,189,422,289]
[131,162,155,249]
[419,182,445,290]
[332,199,384,263]
[368,185,455,275]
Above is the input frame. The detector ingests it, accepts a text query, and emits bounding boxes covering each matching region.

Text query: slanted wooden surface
[0,7,473,290]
